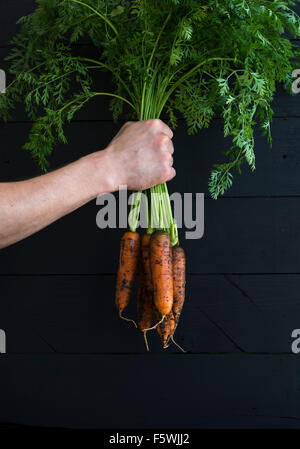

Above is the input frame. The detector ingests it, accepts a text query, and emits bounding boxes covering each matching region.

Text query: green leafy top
[1,0,300,197]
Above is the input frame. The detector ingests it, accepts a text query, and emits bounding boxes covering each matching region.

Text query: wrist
[80,148,119,196]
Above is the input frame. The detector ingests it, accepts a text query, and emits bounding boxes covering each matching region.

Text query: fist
[104,119,175,191]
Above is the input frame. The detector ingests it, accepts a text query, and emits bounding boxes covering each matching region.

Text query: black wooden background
[1,0,300,429]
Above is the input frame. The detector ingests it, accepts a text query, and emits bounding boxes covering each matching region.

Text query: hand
[103,119,176,191]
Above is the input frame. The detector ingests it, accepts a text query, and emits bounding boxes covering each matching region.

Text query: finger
[150,119,173,139]
[159,121,173,139]
[162,153,173,167]
[165,139,174,154]
[165,167,176,182]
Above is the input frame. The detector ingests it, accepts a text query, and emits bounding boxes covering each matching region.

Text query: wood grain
[0,274,299,354]
[0,0,300,430]
[1,354,300,428]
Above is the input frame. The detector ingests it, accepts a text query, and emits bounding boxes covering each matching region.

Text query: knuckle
[156,133,169,149]
[160,151,171,162]
[160,165,170,179]
[150,118,162,129]
[169,168,176,179]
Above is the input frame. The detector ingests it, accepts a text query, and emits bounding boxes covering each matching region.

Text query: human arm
[0,119,175,248]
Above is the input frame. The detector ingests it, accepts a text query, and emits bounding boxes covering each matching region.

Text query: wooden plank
[1,118,300,196]
[0,274,299,354]
[0,116,300,275]
[0,274,234,354]
[1,193,300,274]
[0,354,300,428]
[0,0,36,47]
[187,274,300,353]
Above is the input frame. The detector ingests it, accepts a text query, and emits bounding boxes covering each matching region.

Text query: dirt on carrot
[172,246,186,328]
[150,231,173,319]
[115,231,140,325]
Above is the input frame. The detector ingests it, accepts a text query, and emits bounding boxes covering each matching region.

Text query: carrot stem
[128,190,142,232]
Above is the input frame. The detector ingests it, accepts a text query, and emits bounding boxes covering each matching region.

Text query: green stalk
[68,0,119,36]
[140,12,171,121]
[145,190,152,234]
[128,11,180,242]
[93,92,136,111]
[128,190,142,232]
[157,57,236,116]
[77,57,138,106]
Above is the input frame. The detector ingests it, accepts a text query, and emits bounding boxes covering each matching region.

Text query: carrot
[168,310,176,336]
[172,246,186,328]
[150,231,173,322]
[154,308,186,351]
[136,258,145,323]
[167,311,185,352]
[141,233,153,298]
[154,308,171,348]
[137,260,153,351]
[137,286,153,332]
[169,333,186,353]
[115,231,140,326]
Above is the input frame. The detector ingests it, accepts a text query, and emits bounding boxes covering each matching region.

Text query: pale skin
[0,119,175,249]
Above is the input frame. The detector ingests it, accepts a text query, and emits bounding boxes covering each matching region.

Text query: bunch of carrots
[115,230,186,352]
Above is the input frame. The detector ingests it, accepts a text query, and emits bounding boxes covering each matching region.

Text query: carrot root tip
[143,330,150,352]
[119,312,137,328]
[144,314,165,332]
[170,335,186,353]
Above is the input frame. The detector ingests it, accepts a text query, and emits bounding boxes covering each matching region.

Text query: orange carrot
[137,291,153,351]
[141,233,153,298]
[154,308,186,351]
[168,310,176,336]
[150,231,173,320]
[137,260,153,351]
[136,257,145,323]
[137,287,153,332]
[168,313,186,353]
[154,308,171,348]
[172,246,186,328]
[115,231,140,326]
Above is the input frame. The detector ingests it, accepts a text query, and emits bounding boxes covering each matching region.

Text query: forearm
[0,119,175,249]
[0,149,113,248]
